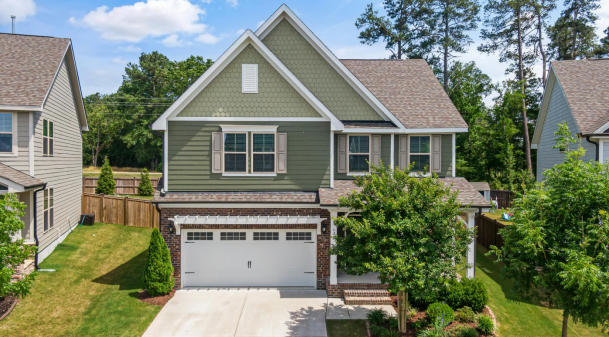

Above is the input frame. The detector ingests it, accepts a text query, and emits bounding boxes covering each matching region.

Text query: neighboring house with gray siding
[532,59,609,180]
[0,33,88,265]
[151,5,490,296]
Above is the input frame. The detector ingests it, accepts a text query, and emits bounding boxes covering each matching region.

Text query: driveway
[143,287,328,337]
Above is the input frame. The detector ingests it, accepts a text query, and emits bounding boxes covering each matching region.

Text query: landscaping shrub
[450,326,479,337]
[138,168,154,196]
[411,319,429,330]
[143,228,174,296]
[426,302,455,324]
[456,306,476,323]
[388,316,399,329]
[367,308,388,325]
[411,286,444,309]
[370,325,399,337]
[417,317,450,337]
[476,315,494,335]
[96,157,116,195]
[443,278,489,312]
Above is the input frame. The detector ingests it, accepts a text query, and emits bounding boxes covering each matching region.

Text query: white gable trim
[256,5,406,131]
[152,30,344,131]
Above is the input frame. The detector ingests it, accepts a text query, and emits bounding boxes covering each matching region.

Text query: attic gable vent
[242,64,258,93]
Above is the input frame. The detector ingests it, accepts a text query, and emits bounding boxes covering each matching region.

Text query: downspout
[33,183,47,270]
[585,136,599,161]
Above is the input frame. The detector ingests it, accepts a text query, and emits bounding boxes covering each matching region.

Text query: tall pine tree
[547,0,600,60]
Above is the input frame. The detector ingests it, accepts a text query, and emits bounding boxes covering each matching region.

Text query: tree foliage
[547,0,600,60]
[143,229,174,296]
[96,157,116,195]
[491,122,609,335]
[0,194,37,299]
[138,168,154,197]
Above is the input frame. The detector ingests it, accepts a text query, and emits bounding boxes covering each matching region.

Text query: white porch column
[330,211,338,285]
[466,211,476,278]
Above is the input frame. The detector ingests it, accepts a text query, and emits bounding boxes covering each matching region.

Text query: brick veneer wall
[159,207,331,290]
[327,282,389,298]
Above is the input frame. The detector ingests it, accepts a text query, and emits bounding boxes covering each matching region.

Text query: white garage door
[181,229,316,287]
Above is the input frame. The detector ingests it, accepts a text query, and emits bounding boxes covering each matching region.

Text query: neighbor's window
[44,187,54,231]
[43,119,54,156]
[252,133,275,173]
[348,135,370,173]
[409,136,431,173]
[224,133,247,172]
[0,113,14,153]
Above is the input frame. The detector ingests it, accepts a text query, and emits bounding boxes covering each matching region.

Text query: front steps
[12,259,35,282]
[344,289,392,305]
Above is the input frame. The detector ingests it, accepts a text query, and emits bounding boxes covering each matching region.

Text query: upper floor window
[224,133,247,172]
[409,135,430,173]
[43,119,54,156]
[0,113,14,153]
[348,135,370,173]
[252,133,275,173]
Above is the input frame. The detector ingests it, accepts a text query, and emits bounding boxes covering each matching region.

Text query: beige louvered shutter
[371,135,381,167]
[276,133,287,174]
[399,135,408,170]
[337,135,347,173]
[432,135,442,173]
[212,132,223,173]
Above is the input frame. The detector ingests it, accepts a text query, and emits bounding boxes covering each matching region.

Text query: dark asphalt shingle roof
[0,163,45,189]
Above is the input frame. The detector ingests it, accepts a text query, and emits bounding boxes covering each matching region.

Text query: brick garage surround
[327,282,389,298]
[159,207,331,290]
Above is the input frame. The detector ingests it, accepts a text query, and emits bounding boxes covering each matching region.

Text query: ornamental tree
[143,228,174,296]
[329,163,474,333]
[96,157,116,195]
[0,193,37,299]
[491,122,609,336]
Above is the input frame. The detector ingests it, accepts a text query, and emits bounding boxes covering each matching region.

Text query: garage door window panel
[286,232,312,241]
[220,232,246,240]
[187,232,213,240]
[253,232,279,241]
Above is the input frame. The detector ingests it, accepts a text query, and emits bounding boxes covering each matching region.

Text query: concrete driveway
[143,287,328,337]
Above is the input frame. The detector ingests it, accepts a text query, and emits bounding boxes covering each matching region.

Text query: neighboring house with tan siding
[151,5,490,299]
[532,59,609,180]
[0,33,88,265]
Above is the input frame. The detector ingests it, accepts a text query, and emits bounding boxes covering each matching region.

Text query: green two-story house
[152,5,489,297]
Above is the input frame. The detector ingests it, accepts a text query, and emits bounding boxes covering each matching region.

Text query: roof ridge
[0,32,68,39]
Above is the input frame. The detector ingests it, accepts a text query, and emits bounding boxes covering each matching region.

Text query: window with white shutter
[242,64,258,93]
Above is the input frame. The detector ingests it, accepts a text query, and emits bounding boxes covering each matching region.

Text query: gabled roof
[0,163,45,191]
[341,59,468,131]
[152,30,343,131]
[0,33,88,131]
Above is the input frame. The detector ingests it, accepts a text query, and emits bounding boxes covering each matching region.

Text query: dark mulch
[137,289,176,307]
[0,296,18,321]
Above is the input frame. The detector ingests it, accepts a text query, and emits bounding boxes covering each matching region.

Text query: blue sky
[1,0,608,99]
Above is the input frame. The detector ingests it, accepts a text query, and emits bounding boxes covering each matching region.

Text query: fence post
[124,196,128,226]
[100,193,105,223]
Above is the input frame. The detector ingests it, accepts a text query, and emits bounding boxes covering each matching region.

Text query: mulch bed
[0,296,18,321]
[137,289,176,307]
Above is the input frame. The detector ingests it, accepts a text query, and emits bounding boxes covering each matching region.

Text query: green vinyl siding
[168,121,330,191]
[177,44,321,118]
[262,19,383,121]
[440,134,453,177]
[334,134,391,180]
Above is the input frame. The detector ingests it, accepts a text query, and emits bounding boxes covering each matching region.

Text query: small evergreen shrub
[388,316,399,330]
[411,286,444,309]
[456,306,476,323]
[367,308,388,325]
[411,319,429,330]
[476,315,494,335]
[371,325,399,337]
[443,278,489,312]
[96,157,116,195]
[450,326,479,337]
[426,302,455,324]
[143,228,174,296]
[138,168,154,196]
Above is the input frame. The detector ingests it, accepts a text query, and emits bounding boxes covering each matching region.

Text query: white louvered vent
[242,64,258,93]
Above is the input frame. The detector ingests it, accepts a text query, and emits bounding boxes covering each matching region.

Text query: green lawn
[326,320,368,337]
[0,223,159,337]
[475,244,606,336]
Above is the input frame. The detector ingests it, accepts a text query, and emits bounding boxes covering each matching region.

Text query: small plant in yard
[138,168,154,196]
[388,316,399,330]
[0,193,37,299]
[367,308,388,325]
[143,228,174,296]
[442,278,489,312]
[449,325,479,337]
[426,302,455,324]
[370,324,400,337]
[412,318,429,330]
[455,306,475,323]
[96,157,116,194]
[476,315,494,335]
[417,316,450,337]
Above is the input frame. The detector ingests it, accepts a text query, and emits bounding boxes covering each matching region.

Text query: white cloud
[69,0,208,42]
[226,0,238,7]
[196,32,220,44]
[0,0,36,24]
[112,57,128,64]
[236,28,245,35]
[119,45,141,53]
[596,2,609,37]
[201,0,212,3]
[161,33,185,47]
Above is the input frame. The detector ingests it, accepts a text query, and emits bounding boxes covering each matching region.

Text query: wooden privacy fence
[83,177,160,195]
[490,189,514,209]
[82,193,159,229]
[476,214,505,250]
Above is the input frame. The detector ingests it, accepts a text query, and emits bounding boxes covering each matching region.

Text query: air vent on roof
[242,64,258,93]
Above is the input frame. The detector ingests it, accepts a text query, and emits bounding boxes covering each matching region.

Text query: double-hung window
[252,133,275,173]
[348,135,370,173]
[409,135,431,173]
[224,133,247,172]
[43,119,54,156]
[0,113,14,154]
[44,187,54,232]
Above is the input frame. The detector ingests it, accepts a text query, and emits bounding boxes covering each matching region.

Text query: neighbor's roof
[469,182,491,191]
[551,59,609,134]
[319,178,491,207]
[341,59,468,130]
[0,163,45,189]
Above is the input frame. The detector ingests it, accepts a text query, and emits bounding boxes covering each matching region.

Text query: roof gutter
[32,183,47,269]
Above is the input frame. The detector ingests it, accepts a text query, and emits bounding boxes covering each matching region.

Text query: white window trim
[251,132,277,174]
[222,132,248,174]
[408,134,432,174]
[347,134,371,174]
[220,130,279,176]
[42,118,54,157]
[43,186,54,233]
[0,112,18,157]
